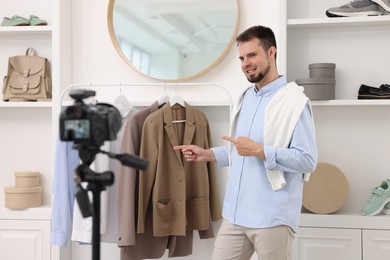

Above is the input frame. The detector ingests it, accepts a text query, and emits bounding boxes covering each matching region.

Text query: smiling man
[174,25,318,260]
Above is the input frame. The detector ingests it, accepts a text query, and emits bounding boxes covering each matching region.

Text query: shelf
[288,16,390,29]
[0,101,52,108]
[311,99,390,106]
[0,26,52,35]
[300,212,390,230]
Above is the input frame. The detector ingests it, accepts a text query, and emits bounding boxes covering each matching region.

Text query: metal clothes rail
[59,82,233,114]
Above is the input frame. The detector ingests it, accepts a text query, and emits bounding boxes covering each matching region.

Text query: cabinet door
[363,229,390,260]
[293,227,361,260]
[0,219,51,260]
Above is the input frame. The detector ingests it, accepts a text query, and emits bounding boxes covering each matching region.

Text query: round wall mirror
[107,0,239,82]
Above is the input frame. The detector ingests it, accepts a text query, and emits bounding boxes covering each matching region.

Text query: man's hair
[236,25,277,56]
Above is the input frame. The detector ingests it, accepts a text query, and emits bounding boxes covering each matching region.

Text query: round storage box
[4,186,42,209]
[303,163,349,214]
[309,63,336,78]
[296,78,335,100]
[14,171,40,187]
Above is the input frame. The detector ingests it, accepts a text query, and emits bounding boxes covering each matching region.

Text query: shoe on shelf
[29,15,47,26]
[326,0,384,17]
[1,15,29,26]
[358,84,390,99]
[361,179,390,216]
[382,202,390,215]
[380,84,390,90]
[371,0,390,12]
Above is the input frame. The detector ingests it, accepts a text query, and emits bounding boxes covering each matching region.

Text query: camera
[59,89,122,147]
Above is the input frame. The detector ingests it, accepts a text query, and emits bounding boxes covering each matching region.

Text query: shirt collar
[252,75,287,96]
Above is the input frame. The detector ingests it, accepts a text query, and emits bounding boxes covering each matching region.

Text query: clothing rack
[58,82,233,115]
[57,83,233,260]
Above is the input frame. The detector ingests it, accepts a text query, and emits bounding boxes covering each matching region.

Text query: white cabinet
[0,207,52,260]
[293,227,390,260]
[363,230,390,260]
[293,227,361,260]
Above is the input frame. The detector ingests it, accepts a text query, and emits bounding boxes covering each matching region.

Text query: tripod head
[73,145,148,218]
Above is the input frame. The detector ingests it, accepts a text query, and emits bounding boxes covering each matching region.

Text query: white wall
[69,0,285,98]
[68,0,285,259]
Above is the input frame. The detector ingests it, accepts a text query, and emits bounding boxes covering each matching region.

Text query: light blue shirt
[212,76,317,232]
[51,138,79,246]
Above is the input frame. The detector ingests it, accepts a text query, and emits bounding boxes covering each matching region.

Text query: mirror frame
[107,0,240,82]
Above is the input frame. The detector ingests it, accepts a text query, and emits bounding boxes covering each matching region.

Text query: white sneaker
[326,0,384,17]
[382,202,390,215]
[371,0,390,12]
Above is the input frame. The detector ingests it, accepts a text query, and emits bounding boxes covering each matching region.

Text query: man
[174,25,318,260]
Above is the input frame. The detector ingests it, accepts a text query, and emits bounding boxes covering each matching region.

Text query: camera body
[59,89,121,147]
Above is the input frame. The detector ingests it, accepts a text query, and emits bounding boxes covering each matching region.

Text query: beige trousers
[211,219,295,260]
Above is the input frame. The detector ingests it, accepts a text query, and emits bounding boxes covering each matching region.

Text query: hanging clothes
[117,101,197,260]
[137,102,222,237]
[51,138,79,247]
[71,106,138,244]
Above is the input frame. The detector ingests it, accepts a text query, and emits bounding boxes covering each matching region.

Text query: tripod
[73,145,148,260]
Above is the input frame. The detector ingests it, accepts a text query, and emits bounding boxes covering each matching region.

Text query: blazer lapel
[163,103,183,163]
[163,102,196,164]
[182,102,195,145]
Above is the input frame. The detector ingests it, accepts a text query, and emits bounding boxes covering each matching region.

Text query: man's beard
[247,63,270,84]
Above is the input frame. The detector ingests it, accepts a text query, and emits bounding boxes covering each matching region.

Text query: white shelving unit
[286,1,390,259]
[0,1,71,260]
[0,2,55,206]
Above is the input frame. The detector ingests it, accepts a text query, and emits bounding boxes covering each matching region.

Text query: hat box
[309,63,336,78]
[14,171,40,187]
[4,186,42,209]
[303,163,349,214]
[296,78,335,100]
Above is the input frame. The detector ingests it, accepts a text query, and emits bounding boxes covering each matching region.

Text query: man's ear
[268,46,277,59]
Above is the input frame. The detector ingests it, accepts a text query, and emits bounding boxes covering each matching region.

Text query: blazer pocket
[187,197,209,230]
[156,199,173,222]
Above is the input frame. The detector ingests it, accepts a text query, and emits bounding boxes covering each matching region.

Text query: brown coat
[137,102,222,237]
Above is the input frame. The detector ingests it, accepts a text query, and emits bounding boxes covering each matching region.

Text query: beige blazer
[138,102,222,237]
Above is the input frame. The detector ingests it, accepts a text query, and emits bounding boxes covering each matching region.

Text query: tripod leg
[91,186,101,260]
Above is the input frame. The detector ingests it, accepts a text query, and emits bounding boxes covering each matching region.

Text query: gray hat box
[296,63,336,100]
